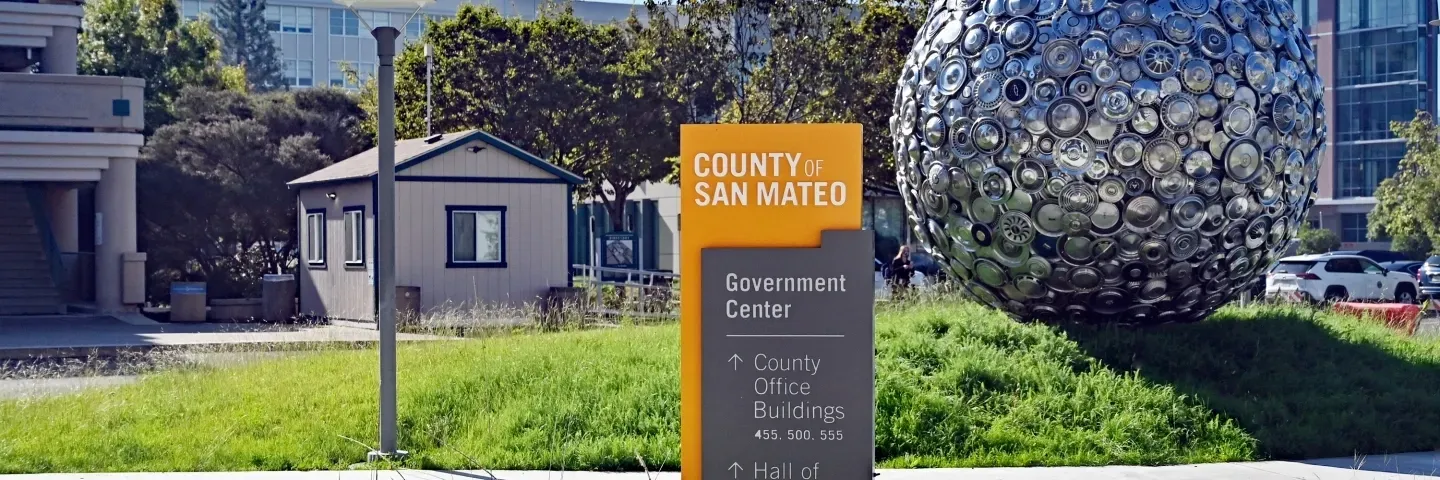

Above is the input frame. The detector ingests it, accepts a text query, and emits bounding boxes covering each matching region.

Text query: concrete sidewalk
[0,315,447,359]
[5,452,1439,480]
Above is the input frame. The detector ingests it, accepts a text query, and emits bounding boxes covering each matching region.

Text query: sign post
[681,124,873,480]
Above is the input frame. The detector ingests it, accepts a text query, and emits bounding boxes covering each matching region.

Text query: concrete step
[0,277,55,289]
[0,242,42,253]
[0,251,47,263]
[0,304,65,315]
[0,285,58,298]
[0,295,61,307]
[0,265,51,280]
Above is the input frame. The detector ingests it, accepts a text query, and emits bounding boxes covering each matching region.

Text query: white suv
[1266,254,1419,303]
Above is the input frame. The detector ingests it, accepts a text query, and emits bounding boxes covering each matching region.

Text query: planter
[209,298,263,322]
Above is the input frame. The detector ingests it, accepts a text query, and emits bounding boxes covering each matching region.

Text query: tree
[1371,112,1440,253]
[212,0,284,91]
[814,0,924,189]
[1297,224,1341,255]
[139,87,370,300]
[1392,234,1434,260]
[78,0,224,131]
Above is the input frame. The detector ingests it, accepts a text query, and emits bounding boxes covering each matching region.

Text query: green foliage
[1372,112,1440,250]
[138,87,370,300]
[211,0,284,91]
[1296,224,1341,255]
[1391,234,1434,259]
[10,301,1438,472]
[659,0,923,189]
[78,0,224,131]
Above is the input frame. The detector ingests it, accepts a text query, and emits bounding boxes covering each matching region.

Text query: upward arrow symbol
[729,462,743,478]
[728,354,744,370]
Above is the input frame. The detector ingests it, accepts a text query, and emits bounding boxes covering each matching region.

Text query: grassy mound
[1,300,1437,473]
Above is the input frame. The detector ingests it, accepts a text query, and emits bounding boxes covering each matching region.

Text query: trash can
[396,286,421,324]
[262,274,297,322]
[170,281,207,323]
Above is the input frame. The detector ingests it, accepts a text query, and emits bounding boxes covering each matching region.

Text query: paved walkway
[5,452,1439,480]
[0,315,446,359]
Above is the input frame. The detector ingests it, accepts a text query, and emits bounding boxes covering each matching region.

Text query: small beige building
[287,130,583,321]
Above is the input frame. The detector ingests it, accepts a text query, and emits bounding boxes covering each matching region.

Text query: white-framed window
[406,14,441,38]
[305,209,326,266]
[182,0,210,20]
[447,206,506,267]
[364,11,392,28]
[265,6,312,33]
[329,9,360,36]
[283,60,313,87]
[329,60,373,89]
[343,207,365,265]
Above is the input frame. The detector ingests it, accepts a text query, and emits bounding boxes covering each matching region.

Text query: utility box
[169,281,207,323]
[121,252,147,305]
[262,274,297,322]
[396,286,421,324]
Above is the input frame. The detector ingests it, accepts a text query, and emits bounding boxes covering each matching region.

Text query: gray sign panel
[702,230,875,480]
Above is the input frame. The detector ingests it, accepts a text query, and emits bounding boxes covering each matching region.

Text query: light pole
[332,0,433,463]
[425,42,433,136]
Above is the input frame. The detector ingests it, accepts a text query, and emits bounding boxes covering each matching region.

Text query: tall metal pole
[371,24,402,461]
[424,42,433,137]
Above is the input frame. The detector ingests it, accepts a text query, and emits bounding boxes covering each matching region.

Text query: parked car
[1416,255,1440,301]
[1321,250,1412,264]
[1266,254,1418,303]
[1379,260,1424,277]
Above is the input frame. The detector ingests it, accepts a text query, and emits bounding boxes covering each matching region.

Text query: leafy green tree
[211,0,284,91]
[815,0,924,188]
[78,0,224,130]
[1391,234,1434,260]
[1372,112,1440,252]
[1297,224,1341,255]
[140,87,370,299]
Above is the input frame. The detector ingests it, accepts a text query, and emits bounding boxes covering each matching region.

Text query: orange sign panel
[680,123,863,479]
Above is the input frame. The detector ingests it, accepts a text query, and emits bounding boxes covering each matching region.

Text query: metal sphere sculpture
[890,0,1327,324]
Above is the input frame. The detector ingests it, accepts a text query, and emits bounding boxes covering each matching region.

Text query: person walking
[888,245,914,296]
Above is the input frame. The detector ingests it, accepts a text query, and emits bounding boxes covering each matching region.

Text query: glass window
[1362,259,1386,274]
[281,6,295,32]
[282,59,296,87]
[1336,29,1420,86]
[1272,261,1316,274]
[406,14,425,38]
[305,211,326,265]
[265,6,281,31]
[330,9,360,36]
[298,60,312,87]
[343,208,364,265]
[448,207,506,266]
[1325,258,1362,273]
[1339,0,1422,30]
[296,7,313,33]
[1341,213,1372,242]
[1292,0,1318,30]
[1335,84,1424,142]
[184,0,209,20]
[329,61,346,87]
[1336,142,1405,197]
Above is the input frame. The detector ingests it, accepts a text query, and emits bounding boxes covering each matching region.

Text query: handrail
[22,184,68,298]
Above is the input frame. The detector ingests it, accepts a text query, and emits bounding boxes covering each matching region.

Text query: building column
[95,158,138,312]
[48,185,78,252]
[40,26,78,75]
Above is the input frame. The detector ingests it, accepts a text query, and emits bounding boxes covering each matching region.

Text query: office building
[1294,0,1439,249]
[0,0,148,314]
[180,0,647,90]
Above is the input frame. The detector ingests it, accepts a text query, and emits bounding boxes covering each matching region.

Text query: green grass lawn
[1,300,1439,473]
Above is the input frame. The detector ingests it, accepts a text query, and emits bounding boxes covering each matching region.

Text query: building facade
[180,0,647,90]
[289,130,583,320]
[0,0,148,314]
[1295,0,1439,249]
